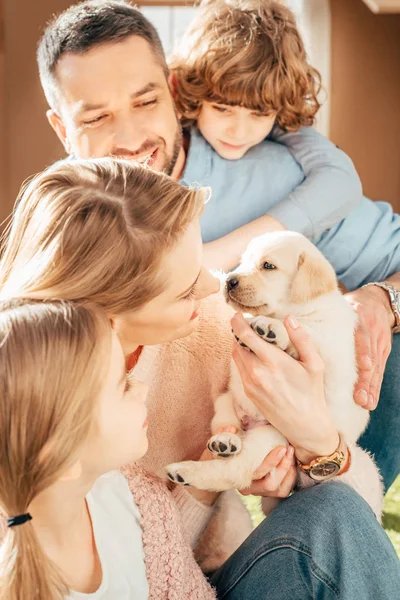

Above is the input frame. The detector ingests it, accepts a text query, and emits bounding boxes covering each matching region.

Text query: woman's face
[113,219,220,352]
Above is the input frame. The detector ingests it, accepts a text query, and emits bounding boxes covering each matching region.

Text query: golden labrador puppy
[166,231,370,492]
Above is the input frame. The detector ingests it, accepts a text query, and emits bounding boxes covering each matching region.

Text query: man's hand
[345,285,393,410]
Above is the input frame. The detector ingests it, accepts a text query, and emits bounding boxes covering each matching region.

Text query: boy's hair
[170,0,322,131]
[37,0,168,110]
[0,299,109,599]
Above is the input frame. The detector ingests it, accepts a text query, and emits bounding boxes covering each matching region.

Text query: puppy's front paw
[249,316,290,351]
[207,432,242,457]
[166,461,195,486]
[166,461,218,490]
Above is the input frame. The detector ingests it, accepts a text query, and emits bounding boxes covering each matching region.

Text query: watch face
[310,462,340,481]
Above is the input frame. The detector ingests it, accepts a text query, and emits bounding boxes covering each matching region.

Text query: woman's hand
[189,444,296,501]
[231,313,339,464]
[214,427,296,498]
[240,445,297,498]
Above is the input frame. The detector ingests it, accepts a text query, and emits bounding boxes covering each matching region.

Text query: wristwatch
[297,433,348,481]
[363,282,400,334]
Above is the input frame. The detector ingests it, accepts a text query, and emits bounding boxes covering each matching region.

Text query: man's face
[48,36,182,176]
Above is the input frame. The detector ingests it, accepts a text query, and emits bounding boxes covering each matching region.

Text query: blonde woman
[1,159,399,599]
[0,299,214,599]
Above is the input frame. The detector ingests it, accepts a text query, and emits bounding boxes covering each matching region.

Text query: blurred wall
[1,0,71,227]
[330,0,400,210]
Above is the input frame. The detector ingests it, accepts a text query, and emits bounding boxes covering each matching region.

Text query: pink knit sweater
[121,465,216,599]
[133,293,240,549]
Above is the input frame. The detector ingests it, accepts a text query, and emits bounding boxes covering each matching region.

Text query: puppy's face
[225,232,337,315]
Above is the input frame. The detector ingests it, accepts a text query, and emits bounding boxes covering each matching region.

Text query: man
[37,0,399,492]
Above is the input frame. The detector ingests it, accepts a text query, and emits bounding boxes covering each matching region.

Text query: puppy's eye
[262,262,276,270]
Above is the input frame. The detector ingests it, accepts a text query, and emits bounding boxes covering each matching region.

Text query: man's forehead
[55,36,167,108]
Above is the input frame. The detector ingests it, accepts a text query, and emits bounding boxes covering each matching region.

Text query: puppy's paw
[249,316,290,351]
[207,432,242,457]
[166,461,195,486]
[166,461,217,490]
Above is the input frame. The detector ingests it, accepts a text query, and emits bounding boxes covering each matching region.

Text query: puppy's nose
[226,276,239,291]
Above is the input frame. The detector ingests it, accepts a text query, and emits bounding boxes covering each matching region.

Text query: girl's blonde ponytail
[0,299,110,599]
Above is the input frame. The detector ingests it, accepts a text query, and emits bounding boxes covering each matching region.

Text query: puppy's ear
[290,251,337,304]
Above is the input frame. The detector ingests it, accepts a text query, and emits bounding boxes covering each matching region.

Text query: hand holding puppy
[231,313,340,465]
[240,445,296,498]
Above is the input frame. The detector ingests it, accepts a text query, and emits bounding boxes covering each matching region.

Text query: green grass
[382,476,400,557]
[242,476,400,557]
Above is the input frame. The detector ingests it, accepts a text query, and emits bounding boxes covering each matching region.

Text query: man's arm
[346,272,400,410]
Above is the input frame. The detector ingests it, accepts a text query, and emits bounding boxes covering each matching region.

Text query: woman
[1,158,399,598]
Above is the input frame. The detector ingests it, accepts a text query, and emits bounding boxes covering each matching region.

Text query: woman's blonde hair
[0,298,110,599]
[0,158,206,312]
[170,0,322,130]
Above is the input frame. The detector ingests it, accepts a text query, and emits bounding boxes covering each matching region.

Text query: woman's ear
[290,251,337,304]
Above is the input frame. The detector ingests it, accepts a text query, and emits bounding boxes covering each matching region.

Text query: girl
[0,299,215,599]
[0,159,399,598]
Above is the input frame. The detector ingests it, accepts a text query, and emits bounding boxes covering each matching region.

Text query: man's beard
[105,109,183,176]
[164,118,183,177]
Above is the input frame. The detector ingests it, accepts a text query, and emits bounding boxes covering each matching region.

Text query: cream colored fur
[167,232,382,516]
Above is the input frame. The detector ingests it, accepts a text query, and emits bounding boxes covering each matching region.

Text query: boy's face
[197,102,276,160]
[47,36,183,177]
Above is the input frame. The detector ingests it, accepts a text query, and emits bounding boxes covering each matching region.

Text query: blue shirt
[182,128,400,291]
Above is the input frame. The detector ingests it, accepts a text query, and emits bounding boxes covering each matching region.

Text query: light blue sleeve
[267,126,363,238]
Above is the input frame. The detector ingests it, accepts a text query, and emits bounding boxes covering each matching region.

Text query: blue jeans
[359,333,400,491]
[210,483,400,599]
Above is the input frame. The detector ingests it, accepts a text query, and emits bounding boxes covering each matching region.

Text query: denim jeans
[210,483,400,599]
[359,333,400,491]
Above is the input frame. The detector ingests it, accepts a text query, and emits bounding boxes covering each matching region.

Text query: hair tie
[7,513,32,528]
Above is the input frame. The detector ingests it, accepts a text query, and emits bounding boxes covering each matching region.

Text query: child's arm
[267,125,362,238]
[203,127,362,272]
[203,214,285,271]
